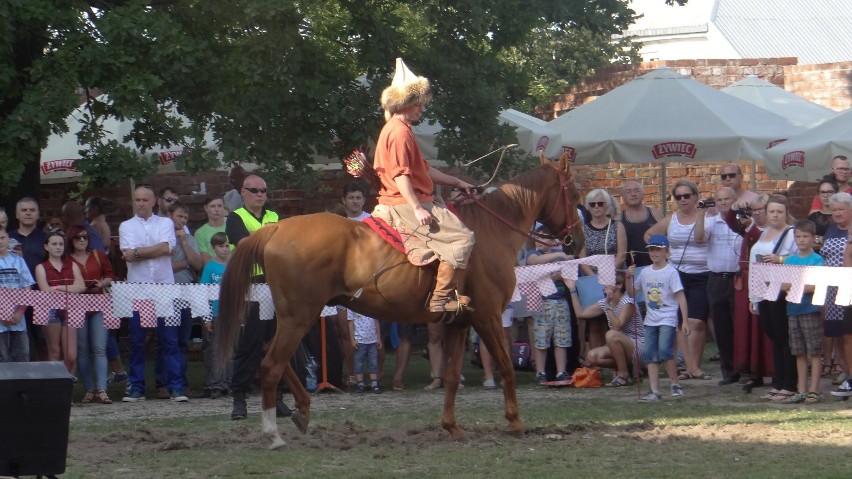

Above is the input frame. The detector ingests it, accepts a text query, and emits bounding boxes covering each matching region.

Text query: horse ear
[539,150,548,166]
[558,151,570,172]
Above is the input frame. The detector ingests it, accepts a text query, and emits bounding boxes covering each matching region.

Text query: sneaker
[355,382,367,393]
[555,371,571,381]
[804,392,821,404]
[535,372,548,385]
[831,379,852,397]
[482,379,497,389]
[832,373,848,386]
[171,389,189,402]
[671,384,684,397]
[640,391,662,402]
[782,392,807,404]
[156,386,170,400]
[122,389,145,402]
[372,383,383,394]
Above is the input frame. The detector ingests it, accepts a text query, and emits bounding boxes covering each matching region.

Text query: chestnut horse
[216,155,582,449]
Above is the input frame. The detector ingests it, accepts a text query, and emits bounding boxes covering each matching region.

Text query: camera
[697,199,715,209]
[735,206,752,218]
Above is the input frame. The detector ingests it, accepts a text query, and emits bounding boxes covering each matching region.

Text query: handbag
[571,367,602,388]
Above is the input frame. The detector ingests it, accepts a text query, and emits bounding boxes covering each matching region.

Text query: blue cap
[647,234,669,248]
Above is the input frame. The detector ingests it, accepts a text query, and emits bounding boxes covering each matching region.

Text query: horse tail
[214,223,280,375]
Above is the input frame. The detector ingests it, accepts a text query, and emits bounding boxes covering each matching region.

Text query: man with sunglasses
[225,174,292,420]
[720,164,757,212]
[808,156,852,214]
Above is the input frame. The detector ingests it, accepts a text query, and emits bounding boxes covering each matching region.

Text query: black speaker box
[0,361,73,477]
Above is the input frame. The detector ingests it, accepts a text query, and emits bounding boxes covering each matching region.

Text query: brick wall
[539,58,852,219]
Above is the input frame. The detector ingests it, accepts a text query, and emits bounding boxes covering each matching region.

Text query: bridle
[534,166,581,247]
[459,165,580,247]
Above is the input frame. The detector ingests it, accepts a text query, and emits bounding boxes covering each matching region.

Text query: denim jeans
[353,342,379,375]
[77,311,109,391]
[0,331,30,362]
[202,325,231,391]
[643,325,676,364]
[106,332,120,361]
[156,307,193,389]
[129,311,181,393]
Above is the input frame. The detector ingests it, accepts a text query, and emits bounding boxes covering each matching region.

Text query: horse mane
[455,164,556,233]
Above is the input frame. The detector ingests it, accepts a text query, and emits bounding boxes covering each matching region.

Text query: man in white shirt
[119,186,182,402]
[705,186,743,386]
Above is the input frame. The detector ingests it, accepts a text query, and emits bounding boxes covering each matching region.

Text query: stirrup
[428,291,473,313]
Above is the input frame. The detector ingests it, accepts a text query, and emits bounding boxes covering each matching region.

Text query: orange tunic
[373,117,433,205]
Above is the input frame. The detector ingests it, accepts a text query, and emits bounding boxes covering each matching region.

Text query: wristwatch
[133,248,139,258]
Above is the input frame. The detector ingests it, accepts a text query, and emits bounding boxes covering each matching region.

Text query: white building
[624,0,852,64]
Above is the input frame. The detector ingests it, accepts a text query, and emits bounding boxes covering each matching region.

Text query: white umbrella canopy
[41,96,215,184]
[404,109,562,161]
[721,75,837,128]
[763,107,852,181]
[498,109,563,158]
[547,68,805,165]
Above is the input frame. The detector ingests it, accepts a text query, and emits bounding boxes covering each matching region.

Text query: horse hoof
[507,426,525,437]
[268,436,286,450]
[291,411,309,434]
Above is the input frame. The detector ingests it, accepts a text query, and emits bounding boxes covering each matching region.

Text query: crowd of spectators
[2,156,852,411]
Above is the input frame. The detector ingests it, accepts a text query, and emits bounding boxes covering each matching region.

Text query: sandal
[678,371,712,381]
[81,390,95,404]
[759,390,782,400]
[770,390,795,402]
[94,390,113,404]
[608,376,631,387]
[424,377,443,390]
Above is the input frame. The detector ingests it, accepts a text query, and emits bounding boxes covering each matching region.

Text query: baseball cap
[647,234,670,248]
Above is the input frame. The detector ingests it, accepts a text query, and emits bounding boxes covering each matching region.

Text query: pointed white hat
[380,58,432,114]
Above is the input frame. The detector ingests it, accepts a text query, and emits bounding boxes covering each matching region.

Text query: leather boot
[231,391,247,420]
[428,262,473,312]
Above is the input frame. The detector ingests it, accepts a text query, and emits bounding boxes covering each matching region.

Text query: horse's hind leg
[440,322,469,441]
[282,362,310,433]
[259,349,288,450]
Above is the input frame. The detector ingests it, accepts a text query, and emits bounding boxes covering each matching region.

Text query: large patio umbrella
[546,67,804,213]
[763,107,852,181]
[41,96,215,184]
[722,75,836,128]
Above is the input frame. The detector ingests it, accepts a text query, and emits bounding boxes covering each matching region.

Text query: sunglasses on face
[674,193,693,200]
[162,197,179,203]
[588,201,607,208]
[73,234,88,241]
[820,190,837,195]
[832,167,851,172]
[244,187,268,194]
[720,173,737,180]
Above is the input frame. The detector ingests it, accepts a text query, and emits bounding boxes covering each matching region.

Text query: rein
[459,167,581,247]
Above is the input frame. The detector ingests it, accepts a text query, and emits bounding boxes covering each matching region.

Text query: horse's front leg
[478,315,523,435]
[440,323,470,441]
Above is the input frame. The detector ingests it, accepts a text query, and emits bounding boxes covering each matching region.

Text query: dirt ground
[68,374,852,459]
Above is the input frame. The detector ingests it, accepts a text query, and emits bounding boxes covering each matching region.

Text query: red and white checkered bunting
[512,255,615,312]
[0,287,119,329]
[749,263,852,306]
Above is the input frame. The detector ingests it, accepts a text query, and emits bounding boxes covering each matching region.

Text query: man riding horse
[373,58,477,313]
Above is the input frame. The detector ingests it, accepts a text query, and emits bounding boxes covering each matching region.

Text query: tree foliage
[1,0,645,196]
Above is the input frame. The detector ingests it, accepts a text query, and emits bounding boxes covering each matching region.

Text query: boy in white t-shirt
[627,234,689,402]
[0,229,36,362]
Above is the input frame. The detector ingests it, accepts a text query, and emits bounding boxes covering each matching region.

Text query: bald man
[620,181,661,267]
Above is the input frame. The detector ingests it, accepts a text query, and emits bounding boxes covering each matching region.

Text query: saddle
[365,207,439,267]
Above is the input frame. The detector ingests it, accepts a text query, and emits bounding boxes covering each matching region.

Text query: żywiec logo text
[41,159,77,175]
[561,146,576,162]
[767,139,787,149]
[782,151,805,170]
[652,142,697,159]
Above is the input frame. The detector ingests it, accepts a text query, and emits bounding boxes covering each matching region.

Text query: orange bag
[571,367,602,388]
